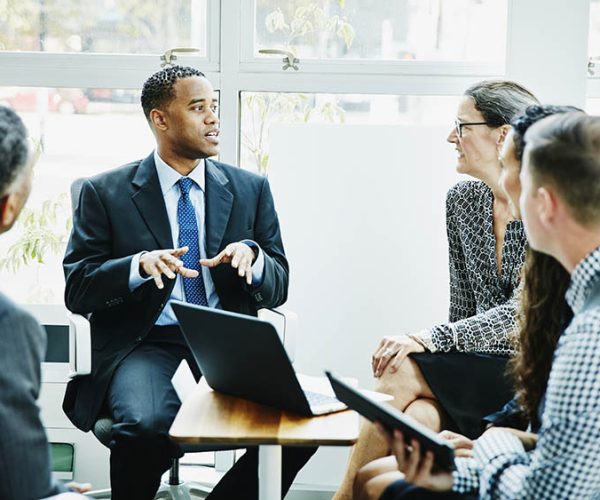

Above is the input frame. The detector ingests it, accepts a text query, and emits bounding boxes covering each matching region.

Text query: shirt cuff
[412,330,438,352]
[473,429,526,467]
[129,251,152,291]
[241,240,265,287]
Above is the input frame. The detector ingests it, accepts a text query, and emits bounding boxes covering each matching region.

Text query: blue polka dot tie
[177,177,208,306]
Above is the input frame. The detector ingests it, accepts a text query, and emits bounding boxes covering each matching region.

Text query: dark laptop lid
[171,301,313,416]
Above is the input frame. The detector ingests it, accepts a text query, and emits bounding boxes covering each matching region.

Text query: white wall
[268,123,462,489]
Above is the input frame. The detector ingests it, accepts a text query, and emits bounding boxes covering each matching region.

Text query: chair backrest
[70,177,86,213]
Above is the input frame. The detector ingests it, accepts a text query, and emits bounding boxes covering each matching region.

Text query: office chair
[72,308,297,500]
[69,179,299,499]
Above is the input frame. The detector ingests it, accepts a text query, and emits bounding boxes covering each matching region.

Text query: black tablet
[325,371,455,471]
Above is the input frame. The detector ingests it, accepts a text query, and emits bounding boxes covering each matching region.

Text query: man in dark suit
[0,107,88,499]
[62,66,315,499]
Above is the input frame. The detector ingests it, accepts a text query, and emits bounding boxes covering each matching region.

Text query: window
[252,0,507,63]
[0,0,208,55]
[0,86,153,304]
[240,91,457,173]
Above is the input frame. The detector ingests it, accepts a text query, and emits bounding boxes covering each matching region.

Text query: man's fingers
[231,248,243,268]
[200,255,223,268]
[454,448,474,458]
[152,272,164,290]
[414,450,435,484]
[404,439,421,480]
[178,266,199,278]
[170,246,189,257]
[156,260,176,280]
[160,254,185,272]
[200,248,232,268]
[391,430,406,469]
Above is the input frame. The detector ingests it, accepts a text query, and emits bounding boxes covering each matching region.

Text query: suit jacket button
[135,336,143,342]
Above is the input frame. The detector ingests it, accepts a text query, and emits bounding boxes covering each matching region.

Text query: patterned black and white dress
[412,180,527,438]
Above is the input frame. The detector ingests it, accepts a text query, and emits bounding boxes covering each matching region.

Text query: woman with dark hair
[353,104,581,500]
[334,81,539,500]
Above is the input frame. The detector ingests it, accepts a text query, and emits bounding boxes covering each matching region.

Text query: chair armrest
[257,307,298,363]
[68,312,91,378]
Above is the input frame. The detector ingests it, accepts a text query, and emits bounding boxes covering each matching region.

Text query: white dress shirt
[127,151,265,325]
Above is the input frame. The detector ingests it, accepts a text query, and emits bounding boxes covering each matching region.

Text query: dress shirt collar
[566,244,600,313]
[153,150,206,195]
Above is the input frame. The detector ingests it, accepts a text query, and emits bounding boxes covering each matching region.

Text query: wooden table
[169,379,359,499]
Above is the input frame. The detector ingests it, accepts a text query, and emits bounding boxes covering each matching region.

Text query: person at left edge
[62,65,316,500]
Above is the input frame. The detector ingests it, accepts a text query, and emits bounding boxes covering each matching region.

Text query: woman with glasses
[333,80,539,500]
[353,104,586,500]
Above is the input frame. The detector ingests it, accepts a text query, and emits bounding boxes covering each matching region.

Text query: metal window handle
[258,49,300,71]
[160,48,202,67]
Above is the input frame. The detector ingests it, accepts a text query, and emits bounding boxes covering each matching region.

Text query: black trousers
[381,480,476,500]
[106,326,317,500]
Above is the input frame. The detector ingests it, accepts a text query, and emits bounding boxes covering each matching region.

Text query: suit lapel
[205,159,233,257]
[131,154,173,249]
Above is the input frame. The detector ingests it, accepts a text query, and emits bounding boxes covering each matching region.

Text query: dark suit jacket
[62,155,289,431]
[0,293,67,499]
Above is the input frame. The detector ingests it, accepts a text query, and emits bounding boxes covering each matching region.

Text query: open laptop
[171,300,346,416]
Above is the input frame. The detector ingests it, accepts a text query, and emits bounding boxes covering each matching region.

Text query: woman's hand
[484,427,538,451]
[376,423,454,492]
[438,430,474,458]
[372,335,424,378]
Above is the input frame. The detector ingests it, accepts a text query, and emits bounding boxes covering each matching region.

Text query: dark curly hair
[0,106,29,197]
[511,104,583,162]
[464,80,539,128]
[507,104,582,428]
[141,65,205,120]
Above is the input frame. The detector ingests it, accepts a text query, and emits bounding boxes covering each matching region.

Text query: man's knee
[111,412,172,447]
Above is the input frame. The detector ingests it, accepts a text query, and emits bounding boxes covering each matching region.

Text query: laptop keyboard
[304,390,341,407]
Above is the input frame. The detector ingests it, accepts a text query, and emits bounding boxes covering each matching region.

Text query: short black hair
[510,104,583,162]
[0,106,29,197]
[140,65,205,120]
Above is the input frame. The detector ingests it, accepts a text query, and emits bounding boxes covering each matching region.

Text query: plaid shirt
[452,245,600,499]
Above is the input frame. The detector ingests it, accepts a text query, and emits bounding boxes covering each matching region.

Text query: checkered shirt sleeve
[452,457,480,494]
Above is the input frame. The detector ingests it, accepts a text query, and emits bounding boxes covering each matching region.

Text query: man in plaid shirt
[360,112,600,499]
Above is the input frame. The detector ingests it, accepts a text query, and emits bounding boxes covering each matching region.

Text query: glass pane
[255,0,507,62]
[590,0,600,60]
[240,91,458,174]
[0,86,154,304]
[0,0,207,55]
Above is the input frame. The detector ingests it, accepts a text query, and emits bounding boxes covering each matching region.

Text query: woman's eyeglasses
[454,119,488,138]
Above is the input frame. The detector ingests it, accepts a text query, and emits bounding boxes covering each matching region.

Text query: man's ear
[0,193,16,233]
[537,186,558,227]
[150,108,168,131]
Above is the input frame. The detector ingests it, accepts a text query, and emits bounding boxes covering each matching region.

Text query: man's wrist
[138,251,149,278]
[241,240,259,264]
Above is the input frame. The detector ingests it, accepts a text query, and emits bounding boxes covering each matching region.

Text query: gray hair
[465,80,539,128]
[0,106,29,197]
